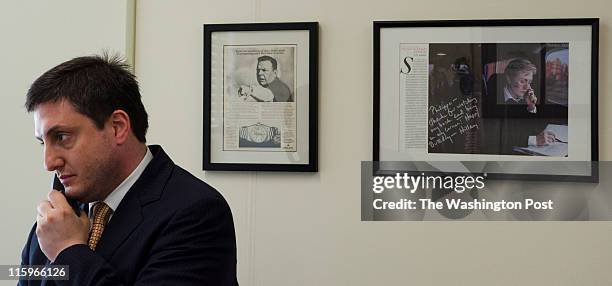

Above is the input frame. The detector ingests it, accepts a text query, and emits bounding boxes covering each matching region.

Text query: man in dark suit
[19,55,238,285]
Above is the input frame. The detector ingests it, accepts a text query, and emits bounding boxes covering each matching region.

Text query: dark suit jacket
[268,78,293,102]
[19,145,238,285]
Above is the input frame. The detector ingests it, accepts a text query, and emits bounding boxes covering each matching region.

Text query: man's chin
[64,187,88,202]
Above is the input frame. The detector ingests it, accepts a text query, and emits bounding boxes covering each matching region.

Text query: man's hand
[536,130,556,146]
[524,88,537,113]
[238,85,253,100]
[36,190,89,262]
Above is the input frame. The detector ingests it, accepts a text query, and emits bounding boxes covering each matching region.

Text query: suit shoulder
[163,165,229,208]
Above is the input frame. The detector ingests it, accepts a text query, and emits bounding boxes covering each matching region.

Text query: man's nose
[44,145,64,172]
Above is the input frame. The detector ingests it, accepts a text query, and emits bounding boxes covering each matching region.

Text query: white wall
[0,1,131,285]
[2,1,611,285]
[136,0,612,285]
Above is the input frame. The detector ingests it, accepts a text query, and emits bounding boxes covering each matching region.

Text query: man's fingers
[47,190,71,211]
[37,200,53,217]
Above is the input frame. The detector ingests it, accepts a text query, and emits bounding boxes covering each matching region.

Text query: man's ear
[108,110,131,145]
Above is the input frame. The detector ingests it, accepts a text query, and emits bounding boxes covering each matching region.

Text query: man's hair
[504,58,537,80]
[257,55,278,70]
[25,53,148,143]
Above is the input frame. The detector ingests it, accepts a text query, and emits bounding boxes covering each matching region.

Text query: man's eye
[56,134,68,142]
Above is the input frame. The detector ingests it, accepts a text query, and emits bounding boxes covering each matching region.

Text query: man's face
[256,60,277,87]
[508,70,534,97]
[34,100,118,203]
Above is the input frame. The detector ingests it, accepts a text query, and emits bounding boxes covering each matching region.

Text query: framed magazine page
[373,19,598,181]
[204,22,318,171]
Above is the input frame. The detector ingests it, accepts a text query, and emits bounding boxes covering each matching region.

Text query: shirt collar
[89,147,153,217]
[504,85,522,103]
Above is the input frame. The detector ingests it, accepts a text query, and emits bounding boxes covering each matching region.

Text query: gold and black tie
[88,202,112,251]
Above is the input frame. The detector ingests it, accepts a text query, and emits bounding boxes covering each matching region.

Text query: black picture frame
[373,18,598,182]
[203,22,318,172]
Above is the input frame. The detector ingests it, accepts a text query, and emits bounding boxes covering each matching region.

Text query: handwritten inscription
[428,97,480,149]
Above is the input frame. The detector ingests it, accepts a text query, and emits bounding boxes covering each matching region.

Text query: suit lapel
[94,145,174,259]
[94,191,143,259]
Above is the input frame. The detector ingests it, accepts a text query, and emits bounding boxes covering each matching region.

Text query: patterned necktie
[88,202,112,251]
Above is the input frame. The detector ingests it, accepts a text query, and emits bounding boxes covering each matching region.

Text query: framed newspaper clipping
[204,22,318,171]
[373,19,598,181]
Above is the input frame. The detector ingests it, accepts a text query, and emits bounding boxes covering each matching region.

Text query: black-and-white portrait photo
[224,45,296,103]
[204,22,317,170]
[222,45,298,152]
